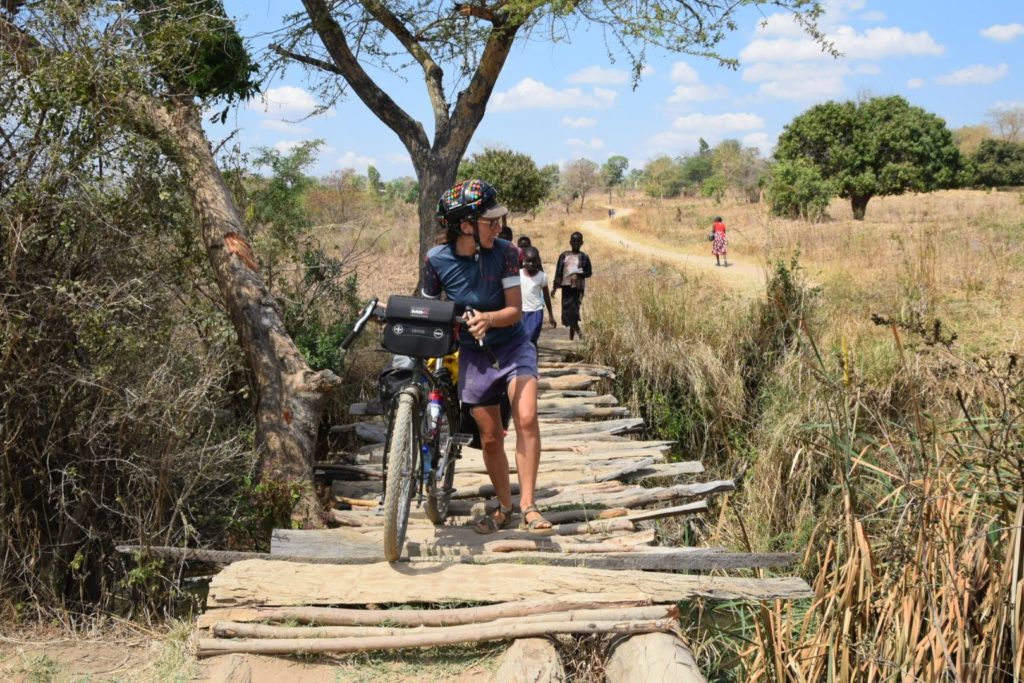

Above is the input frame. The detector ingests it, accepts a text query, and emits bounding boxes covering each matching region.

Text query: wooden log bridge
[193,333,812,681]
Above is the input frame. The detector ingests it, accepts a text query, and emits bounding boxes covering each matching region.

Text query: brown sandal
[473,502,515,534]
[519,505,553,534]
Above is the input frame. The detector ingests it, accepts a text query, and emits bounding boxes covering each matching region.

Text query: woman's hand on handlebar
[464,309,491,342]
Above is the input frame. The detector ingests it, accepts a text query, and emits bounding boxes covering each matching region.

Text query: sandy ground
[583,207,767,294]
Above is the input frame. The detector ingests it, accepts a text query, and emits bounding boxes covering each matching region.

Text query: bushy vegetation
[0,54,381,616]
[577,192,1023,680]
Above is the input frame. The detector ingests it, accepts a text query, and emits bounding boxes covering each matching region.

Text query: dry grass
[333,189,1024,680]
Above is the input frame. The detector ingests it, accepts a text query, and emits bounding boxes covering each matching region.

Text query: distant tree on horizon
[459,147,549,215]
[775,96,962,220]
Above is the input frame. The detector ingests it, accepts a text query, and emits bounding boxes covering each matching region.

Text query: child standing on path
[711,216,729,267]
[553,231,593,341]
[520,247,556,346]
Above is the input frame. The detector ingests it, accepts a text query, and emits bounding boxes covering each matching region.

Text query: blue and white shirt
[421,238,526,347]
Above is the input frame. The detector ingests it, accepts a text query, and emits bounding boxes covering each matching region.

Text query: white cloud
[385,152,412,165]
[742,26,943,62]
[251,85,333,117]
[669,112,765,134]
[854,64,881,75]
[336,151,378,172]
[490,78,617,111]
[562,116,597,128]
[259,119,312,134]
[667,62,728,104]
[670,62,700,84]
[981,23,1024,42]
[667,84,729,103]
[859,10,885,22]
[936,63,1008,86]
[273,140,304,155]
[742,132,773,156]
[743,62,847,100]
[566,66,629,85]
[755,13,808,39]
[907,77,925,89]
[566,137,605,150]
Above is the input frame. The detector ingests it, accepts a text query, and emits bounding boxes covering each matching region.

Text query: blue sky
[213,1,1024,180]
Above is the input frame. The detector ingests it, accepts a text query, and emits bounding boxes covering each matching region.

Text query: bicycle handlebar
[340,297,381,350]
[340,297,500,369]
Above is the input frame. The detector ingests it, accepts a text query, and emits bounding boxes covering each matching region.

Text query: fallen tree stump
[605,632,705,683]
[492,638,565,683]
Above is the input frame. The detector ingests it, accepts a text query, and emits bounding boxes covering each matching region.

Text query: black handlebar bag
[382,295,457,358]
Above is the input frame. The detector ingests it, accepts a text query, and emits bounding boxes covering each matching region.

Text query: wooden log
[114,545,379,565]
[605,632,705,683]
[211,606,679,640]
[534,480,734,509]
[436,550,801,572]
[537,418,644,436]
[536,394,618,409]
[537,406,631,419]
[536,375,597,391]
[206,560,815,607]
[481,530,652,554]
[196,618,674,657]
[536,389,598,398]
[336,495,378,508]
[491,638,565,683]
[542,507,628,524]
[197,593,653,629]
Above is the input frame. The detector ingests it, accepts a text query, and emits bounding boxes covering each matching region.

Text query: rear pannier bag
[382,295,457,358]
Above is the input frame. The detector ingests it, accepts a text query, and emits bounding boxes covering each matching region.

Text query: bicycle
[341,295,480,562]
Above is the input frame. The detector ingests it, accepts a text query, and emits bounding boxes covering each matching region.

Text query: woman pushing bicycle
[421,179,552,534]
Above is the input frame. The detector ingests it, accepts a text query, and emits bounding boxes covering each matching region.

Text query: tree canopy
[459,147,549,214]
[274,0,825,262]
[971,139,1024,187]
[775,96,962,219]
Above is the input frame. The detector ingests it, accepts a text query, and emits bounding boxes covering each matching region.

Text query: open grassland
[335,189,1022,679]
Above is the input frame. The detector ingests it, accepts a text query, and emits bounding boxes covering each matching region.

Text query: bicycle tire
[383,392,417,562]
[425,397,460,525]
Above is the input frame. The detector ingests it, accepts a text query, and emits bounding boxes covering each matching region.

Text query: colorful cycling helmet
[436,179,508,227]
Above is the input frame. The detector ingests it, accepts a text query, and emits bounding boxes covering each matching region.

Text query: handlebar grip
[341,297,380,351]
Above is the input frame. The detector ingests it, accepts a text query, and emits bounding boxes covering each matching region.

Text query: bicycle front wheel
[383,392,417,562]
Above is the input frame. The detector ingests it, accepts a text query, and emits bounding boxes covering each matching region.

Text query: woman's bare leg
[472,405,513,515]
[507,375,547,526]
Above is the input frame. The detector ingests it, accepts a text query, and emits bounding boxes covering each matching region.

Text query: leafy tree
[775,96,962,219]
[971,139,1024,187]
[385,176,420,204]
[275,0,826,263]
[540,164,561,199]
[459,146,548,214]
[366,165,383,197]
[952,124,992,156]
[765,157,833,221]
[988,104,1024,142]
[2,1,341,524]
[710,139,768,202]
[643,155,685,198]
[601,155,629,201]
[560,158,600,210]
[679,153,714,190]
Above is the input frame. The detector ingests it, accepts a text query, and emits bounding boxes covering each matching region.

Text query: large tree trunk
[136,97,341,524]
[850,194,871,220]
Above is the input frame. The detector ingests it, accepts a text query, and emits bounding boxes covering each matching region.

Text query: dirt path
[583,208,766,293]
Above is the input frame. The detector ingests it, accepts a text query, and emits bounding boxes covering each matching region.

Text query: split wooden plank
[536,418,644,436]
[537,375,598,391]
[413,550,802,572]
[269,528,382,560]
[536,394,618,409]
[533,479,735,509]
[197,593,655,629]
[207,560,814,607]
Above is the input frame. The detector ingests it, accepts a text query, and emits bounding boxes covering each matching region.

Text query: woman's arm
[466,287,522,340]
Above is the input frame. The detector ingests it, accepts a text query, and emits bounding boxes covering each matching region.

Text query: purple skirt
[458,336,538,406]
